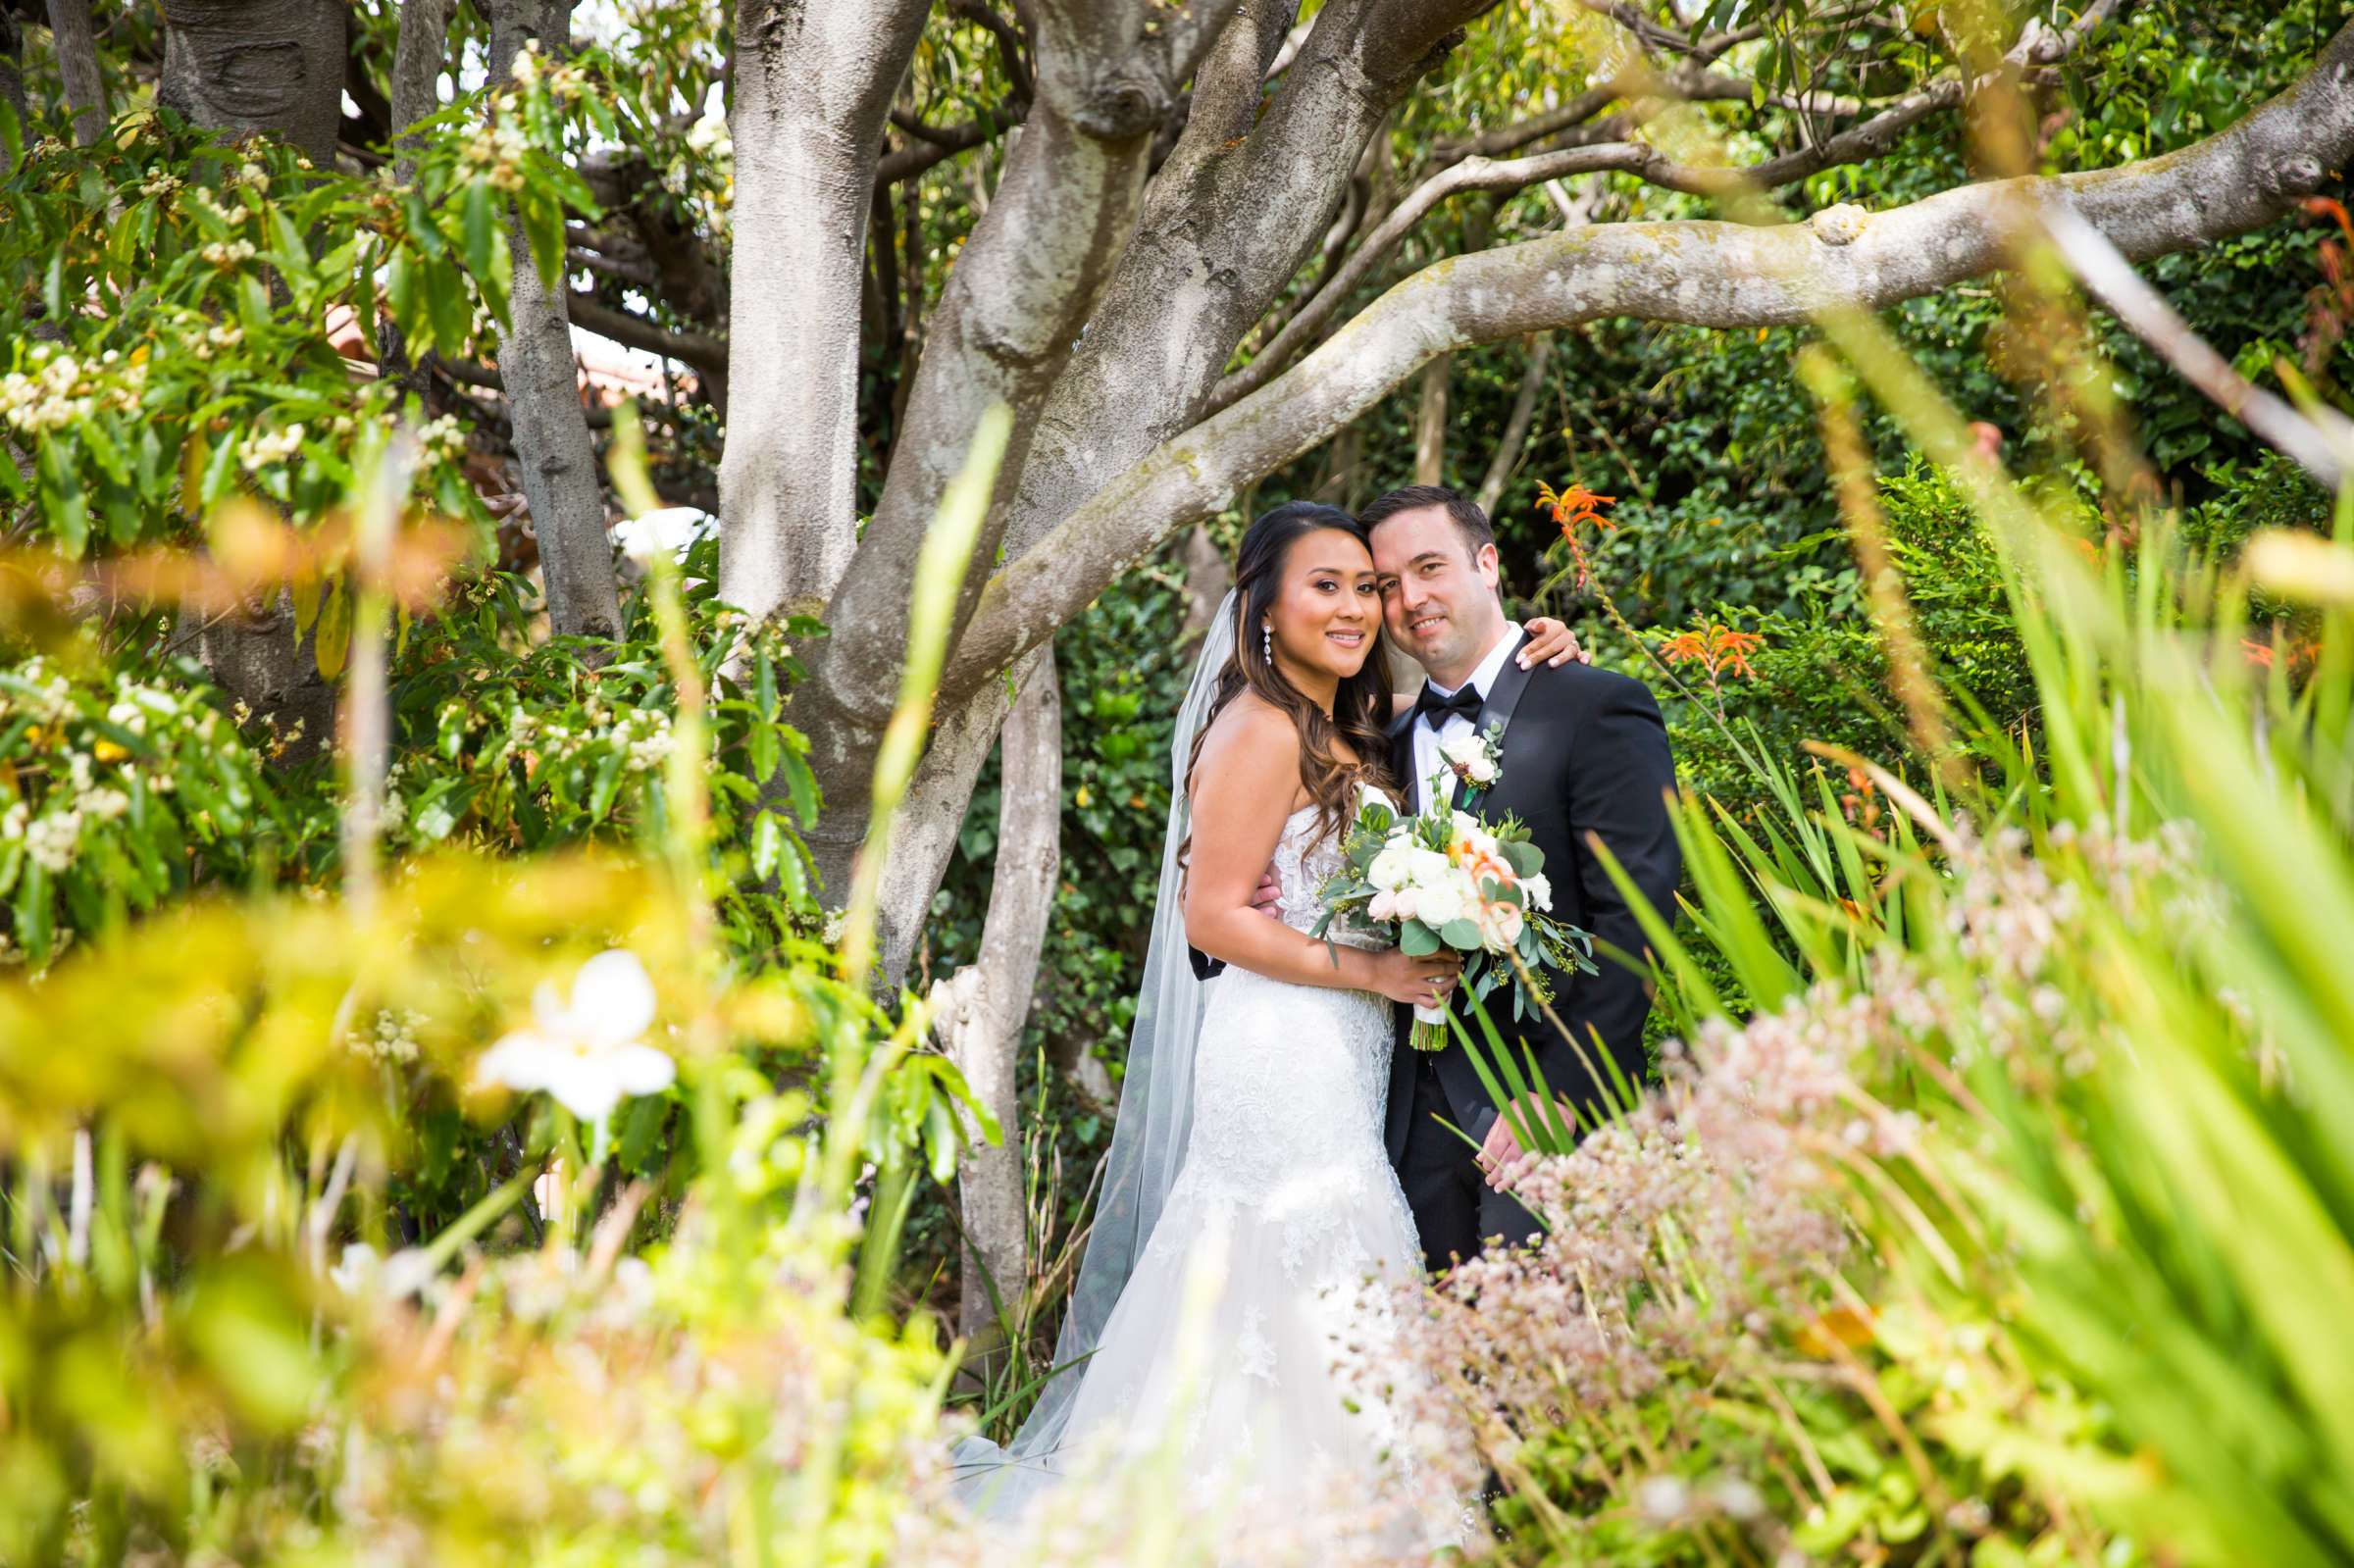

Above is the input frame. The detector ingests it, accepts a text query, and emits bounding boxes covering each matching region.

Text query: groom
[1360,485,1681,1274]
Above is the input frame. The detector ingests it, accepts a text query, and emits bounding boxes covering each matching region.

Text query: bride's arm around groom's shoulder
[1183,697,1458,1009]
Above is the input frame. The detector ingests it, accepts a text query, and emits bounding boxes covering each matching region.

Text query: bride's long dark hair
[1183,502,1402,860]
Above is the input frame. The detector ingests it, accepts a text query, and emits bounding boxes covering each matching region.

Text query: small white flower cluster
[457,116,534,193]
[199,237,257,268]
[139,171,182,199]
[231,160,271,195]
[22,805,83,873]
[186,186,243,228]
[355,1008,426,1066]
[621,709,673,773]
[508,40,589,101]
[238,423,307,471]
[416,412,470,465]
[0,347,146,436]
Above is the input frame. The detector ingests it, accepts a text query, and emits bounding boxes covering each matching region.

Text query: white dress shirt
[1410,622,1522,811]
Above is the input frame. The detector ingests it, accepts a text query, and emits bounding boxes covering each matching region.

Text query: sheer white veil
[951,590,1237,1512]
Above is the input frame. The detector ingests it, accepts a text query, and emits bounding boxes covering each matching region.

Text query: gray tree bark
[933,647,1061,1367]
[46,0,105,146]
[158,0,343,166]
[160,0,346,750]
[487,0,620,643]
[797,0,1495,954]
[796,0,1246,899]
[717,0,929,629]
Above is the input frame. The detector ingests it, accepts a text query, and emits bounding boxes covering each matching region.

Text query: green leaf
[1400,919,1440,957]
[36,434,88,556]
[750,811,784,879]
[424,257,472,358]
[1439,917,1481,948]
[199,427,239,507]
[384,246,417,337]
[462,178,498,282]
[312,579,350,682]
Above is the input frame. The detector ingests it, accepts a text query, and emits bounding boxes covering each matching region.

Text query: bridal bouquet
[1312,798,1596,1052]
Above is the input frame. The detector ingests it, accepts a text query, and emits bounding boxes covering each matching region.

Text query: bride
[953,501,1579,1543]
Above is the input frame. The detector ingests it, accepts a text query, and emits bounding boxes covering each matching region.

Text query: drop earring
[1261,624,1273,664]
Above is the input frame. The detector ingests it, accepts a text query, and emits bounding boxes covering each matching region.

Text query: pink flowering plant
[1311,796,1595,1051]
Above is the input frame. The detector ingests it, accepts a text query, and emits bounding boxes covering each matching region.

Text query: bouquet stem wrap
[1410,1000,1451,1053]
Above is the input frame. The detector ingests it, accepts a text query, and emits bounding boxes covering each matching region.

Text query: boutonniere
[1438,720,1507,797]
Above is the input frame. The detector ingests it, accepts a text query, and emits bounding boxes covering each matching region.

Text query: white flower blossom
[238,424,306,470]
[475,949,676,1122]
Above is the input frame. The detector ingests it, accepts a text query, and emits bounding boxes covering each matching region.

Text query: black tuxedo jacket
[1382,632,1682,1166]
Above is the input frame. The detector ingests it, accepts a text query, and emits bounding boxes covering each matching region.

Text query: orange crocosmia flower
[1659,631,1709,666]
[1535,480,1618,535]
[2242,638,2278,669]
[1714,627,1765,679]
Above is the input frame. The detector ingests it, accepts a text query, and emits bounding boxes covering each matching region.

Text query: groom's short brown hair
[1357,484,1494,560]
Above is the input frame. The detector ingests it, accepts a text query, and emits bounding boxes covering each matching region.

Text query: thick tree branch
[876,106,1022,186]
[1215,138,1654,408]
[820,0,1496,970]
[946,20,2354,698]
[1220,7,2123,407]
[807,0,1245,741]
[718,0,929,625]
[568,291,727,375]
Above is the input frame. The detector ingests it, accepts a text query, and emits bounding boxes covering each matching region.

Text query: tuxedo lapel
[1466,631,1535,821]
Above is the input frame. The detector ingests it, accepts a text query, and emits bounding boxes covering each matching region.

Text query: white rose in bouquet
[1367,844,1413,890]
[1407,846,1452,886]
[1520,872,1553,911]
[1412,878,1466,929]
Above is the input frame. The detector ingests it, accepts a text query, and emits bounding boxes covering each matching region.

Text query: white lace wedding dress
[967,795,1453,1546]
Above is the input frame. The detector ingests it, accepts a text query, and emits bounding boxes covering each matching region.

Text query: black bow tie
[1414,683,1483,727]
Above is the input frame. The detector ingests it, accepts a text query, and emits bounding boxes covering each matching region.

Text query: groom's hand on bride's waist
[1252,871,1282,915]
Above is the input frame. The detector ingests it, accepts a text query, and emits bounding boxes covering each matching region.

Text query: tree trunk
[379,0,454,394]
[1475,331,1553,517]
[46,0,105,146]
[934,647,1060,1373]
[487,0,620,643]
[718,0,929,628]
[795,0,1494,958]
[159,0,346,748]
[797,0,1245,901]
[158,0,343,166]
[1412,352,1450,485]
